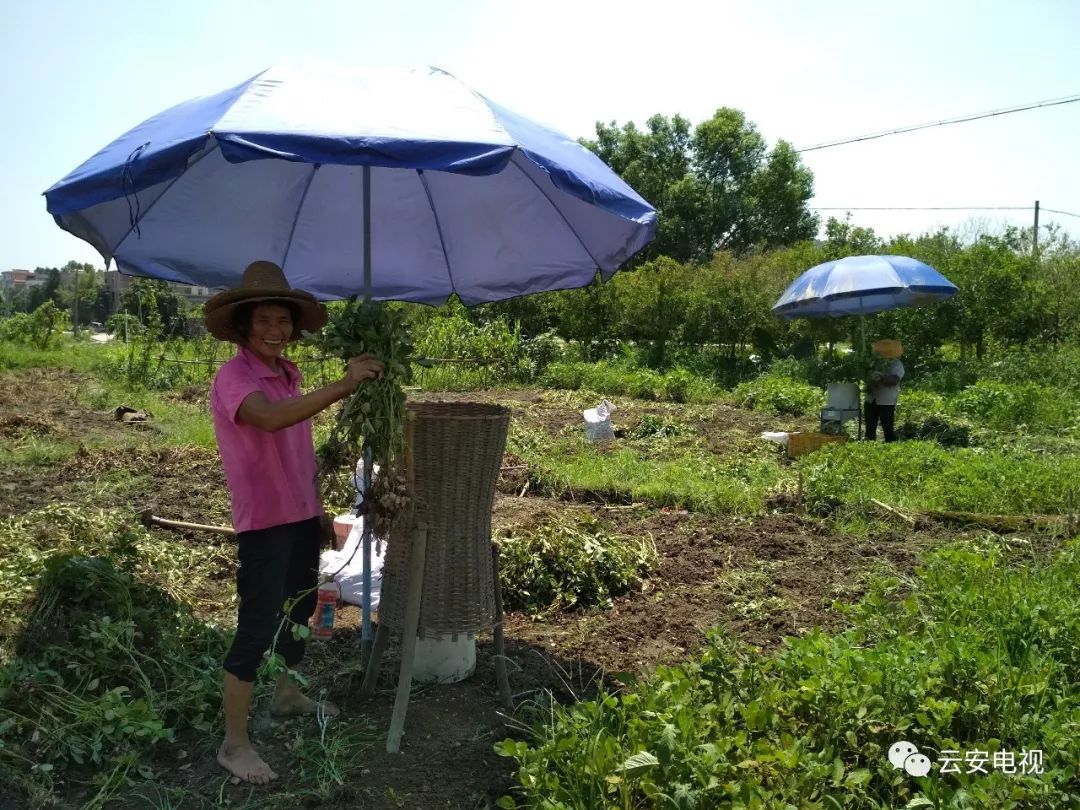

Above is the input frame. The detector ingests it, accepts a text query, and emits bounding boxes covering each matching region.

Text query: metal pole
[363,165,373,299]
[359,165,374,663]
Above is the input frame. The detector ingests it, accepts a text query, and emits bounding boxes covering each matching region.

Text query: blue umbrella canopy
[772,254,958,319]
[44,64,656,305]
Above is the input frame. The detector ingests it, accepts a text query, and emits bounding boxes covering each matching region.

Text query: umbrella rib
[416,169,457,295]
[280,164,320,271]
[112,140,222,258]
[508,153,603,270]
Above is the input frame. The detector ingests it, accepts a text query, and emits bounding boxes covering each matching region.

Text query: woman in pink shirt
[204,261,382,785]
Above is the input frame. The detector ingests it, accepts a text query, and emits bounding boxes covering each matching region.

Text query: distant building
[101,272,220,311]
[0,270,35,291]
[2,268,222,314]
[101,270,135,312]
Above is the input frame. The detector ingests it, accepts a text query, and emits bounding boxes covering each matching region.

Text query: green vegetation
[497,537,1080,808]
[509,425,789,516]
[0,506,229,807]
[800,441,1080,516]
[540,360,717,403]
[729,364,824,416]
[4,214,1080,808]
[497,515,658,616]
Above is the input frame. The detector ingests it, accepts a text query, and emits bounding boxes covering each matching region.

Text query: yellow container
[787,431,847,458]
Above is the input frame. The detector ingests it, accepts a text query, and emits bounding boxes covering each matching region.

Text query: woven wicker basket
[378,402,511,638]
[787,431,846,458]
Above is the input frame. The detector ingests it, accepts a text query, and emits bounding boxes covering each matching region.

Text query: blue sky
[3,0,1079,270]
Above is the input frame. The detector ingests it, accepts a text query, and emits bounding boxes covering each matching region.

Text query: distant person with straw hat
[865,339,905,442]
[204,260,383,785]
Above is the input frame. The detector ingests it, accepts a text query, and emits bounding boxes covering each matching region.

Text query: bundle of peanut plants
[317,300,413,534]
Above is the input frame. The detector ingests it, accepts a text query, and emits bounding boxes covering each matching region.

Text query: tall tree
[26,268,61,311]
[59,261,104,326]
[585,109,818,263]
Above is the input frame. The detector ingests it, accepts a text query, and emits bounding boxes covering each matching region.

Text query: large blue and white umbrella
[772,254,957,319]
[44,64,657,661]
[44,64,656,305]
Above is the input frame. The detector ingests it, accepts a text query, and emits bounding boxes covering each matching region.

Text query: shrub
[730,371,823,416]
[518,330,569,381]
[628,413,695,440]
[539,360,716,403]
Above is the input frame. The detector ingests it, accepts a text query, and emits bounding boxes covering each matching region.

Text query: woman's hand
[341,354,385,389]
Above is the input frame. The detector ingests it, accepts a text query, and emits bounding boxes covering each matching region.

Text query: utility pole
[1033,200,1040,259]
[72,264,80,338]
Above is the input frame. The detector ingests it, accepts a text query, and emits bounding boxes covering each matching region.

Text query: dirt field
[0,369,961,809]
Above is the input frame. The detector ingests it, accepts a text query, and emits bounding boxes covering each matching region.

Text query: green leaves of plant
[617,750,659,776]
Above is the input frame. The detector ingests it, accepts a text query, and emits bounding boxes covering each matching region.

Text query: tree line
[4,106,1077,368]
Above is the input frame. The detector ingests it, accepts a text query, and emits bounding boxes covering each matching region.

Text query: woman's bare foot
[270,690,340,718]
[217,742,278,784]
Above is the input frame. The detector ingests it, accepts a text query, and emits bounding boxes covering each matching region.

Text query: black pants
[865,402,896,442]
[223,517,320,682]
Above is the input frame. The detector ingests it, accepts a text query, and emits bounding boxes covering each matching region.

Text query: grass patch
[497,536,1080,808]
[511,426,790,515]
[0,339,102,373]
[800,441,1080,516]
[715,565,789,622]
[0,436,80,467]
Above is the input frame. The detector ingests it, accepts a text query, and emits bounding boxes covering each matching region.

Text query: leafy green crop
[729,372,823,416]
[497,537,1080,808]
[0,506,229,807]
[497,515,658,616]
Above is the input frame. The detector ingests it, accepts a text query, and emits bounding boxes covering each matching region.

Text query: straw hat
[871,339,903,359]
[203,261,327,343]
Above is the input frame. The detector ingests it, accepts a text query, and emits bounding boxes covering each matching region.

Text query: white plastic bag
[583,399,615,442]
[760,431,790,448]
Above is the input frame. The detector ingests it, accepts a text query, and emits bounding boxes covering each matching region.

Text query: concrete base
[412,635,476,684]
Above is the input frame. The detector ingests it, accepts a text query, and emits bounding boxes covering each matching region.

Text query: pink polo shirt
[210,346,322,533]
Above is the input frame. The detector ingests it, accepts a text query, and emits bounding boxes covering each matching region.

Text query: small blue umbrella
[44,64,656,305]
[772,254,958,319]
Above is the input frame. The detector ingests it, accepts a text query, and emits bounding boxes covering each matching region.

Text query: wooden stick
[922,509,1064,532]
[360,622,391,695]
[386,522,428,754]
[869,499,916,526]
[140,510,235,536]
[491,542,513,710]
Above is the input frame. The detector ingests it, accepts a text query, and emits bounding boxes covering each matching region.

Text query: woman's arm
[237,355,383,432]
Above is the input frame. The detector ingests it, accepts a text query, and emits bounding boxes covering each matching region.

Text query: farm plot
[0,368,1070,809]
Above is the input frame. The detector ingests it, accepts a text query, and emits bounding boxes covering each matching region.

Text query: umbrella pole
[360,165,374,664]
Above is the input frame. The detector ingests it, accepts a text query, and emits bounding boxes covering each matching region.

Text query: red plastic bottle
[312,580,339,640]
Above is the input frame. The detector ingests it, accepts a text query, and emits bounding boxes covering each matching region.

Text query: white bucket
[412,634,476,683]
[826,383,860,411]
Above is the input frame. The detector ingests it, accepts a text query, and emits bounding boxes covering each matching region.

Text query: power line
[1041,207,1080,220]
[810,205,1080,221]
[796,93,1080,153]
[811,206,1030,212]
